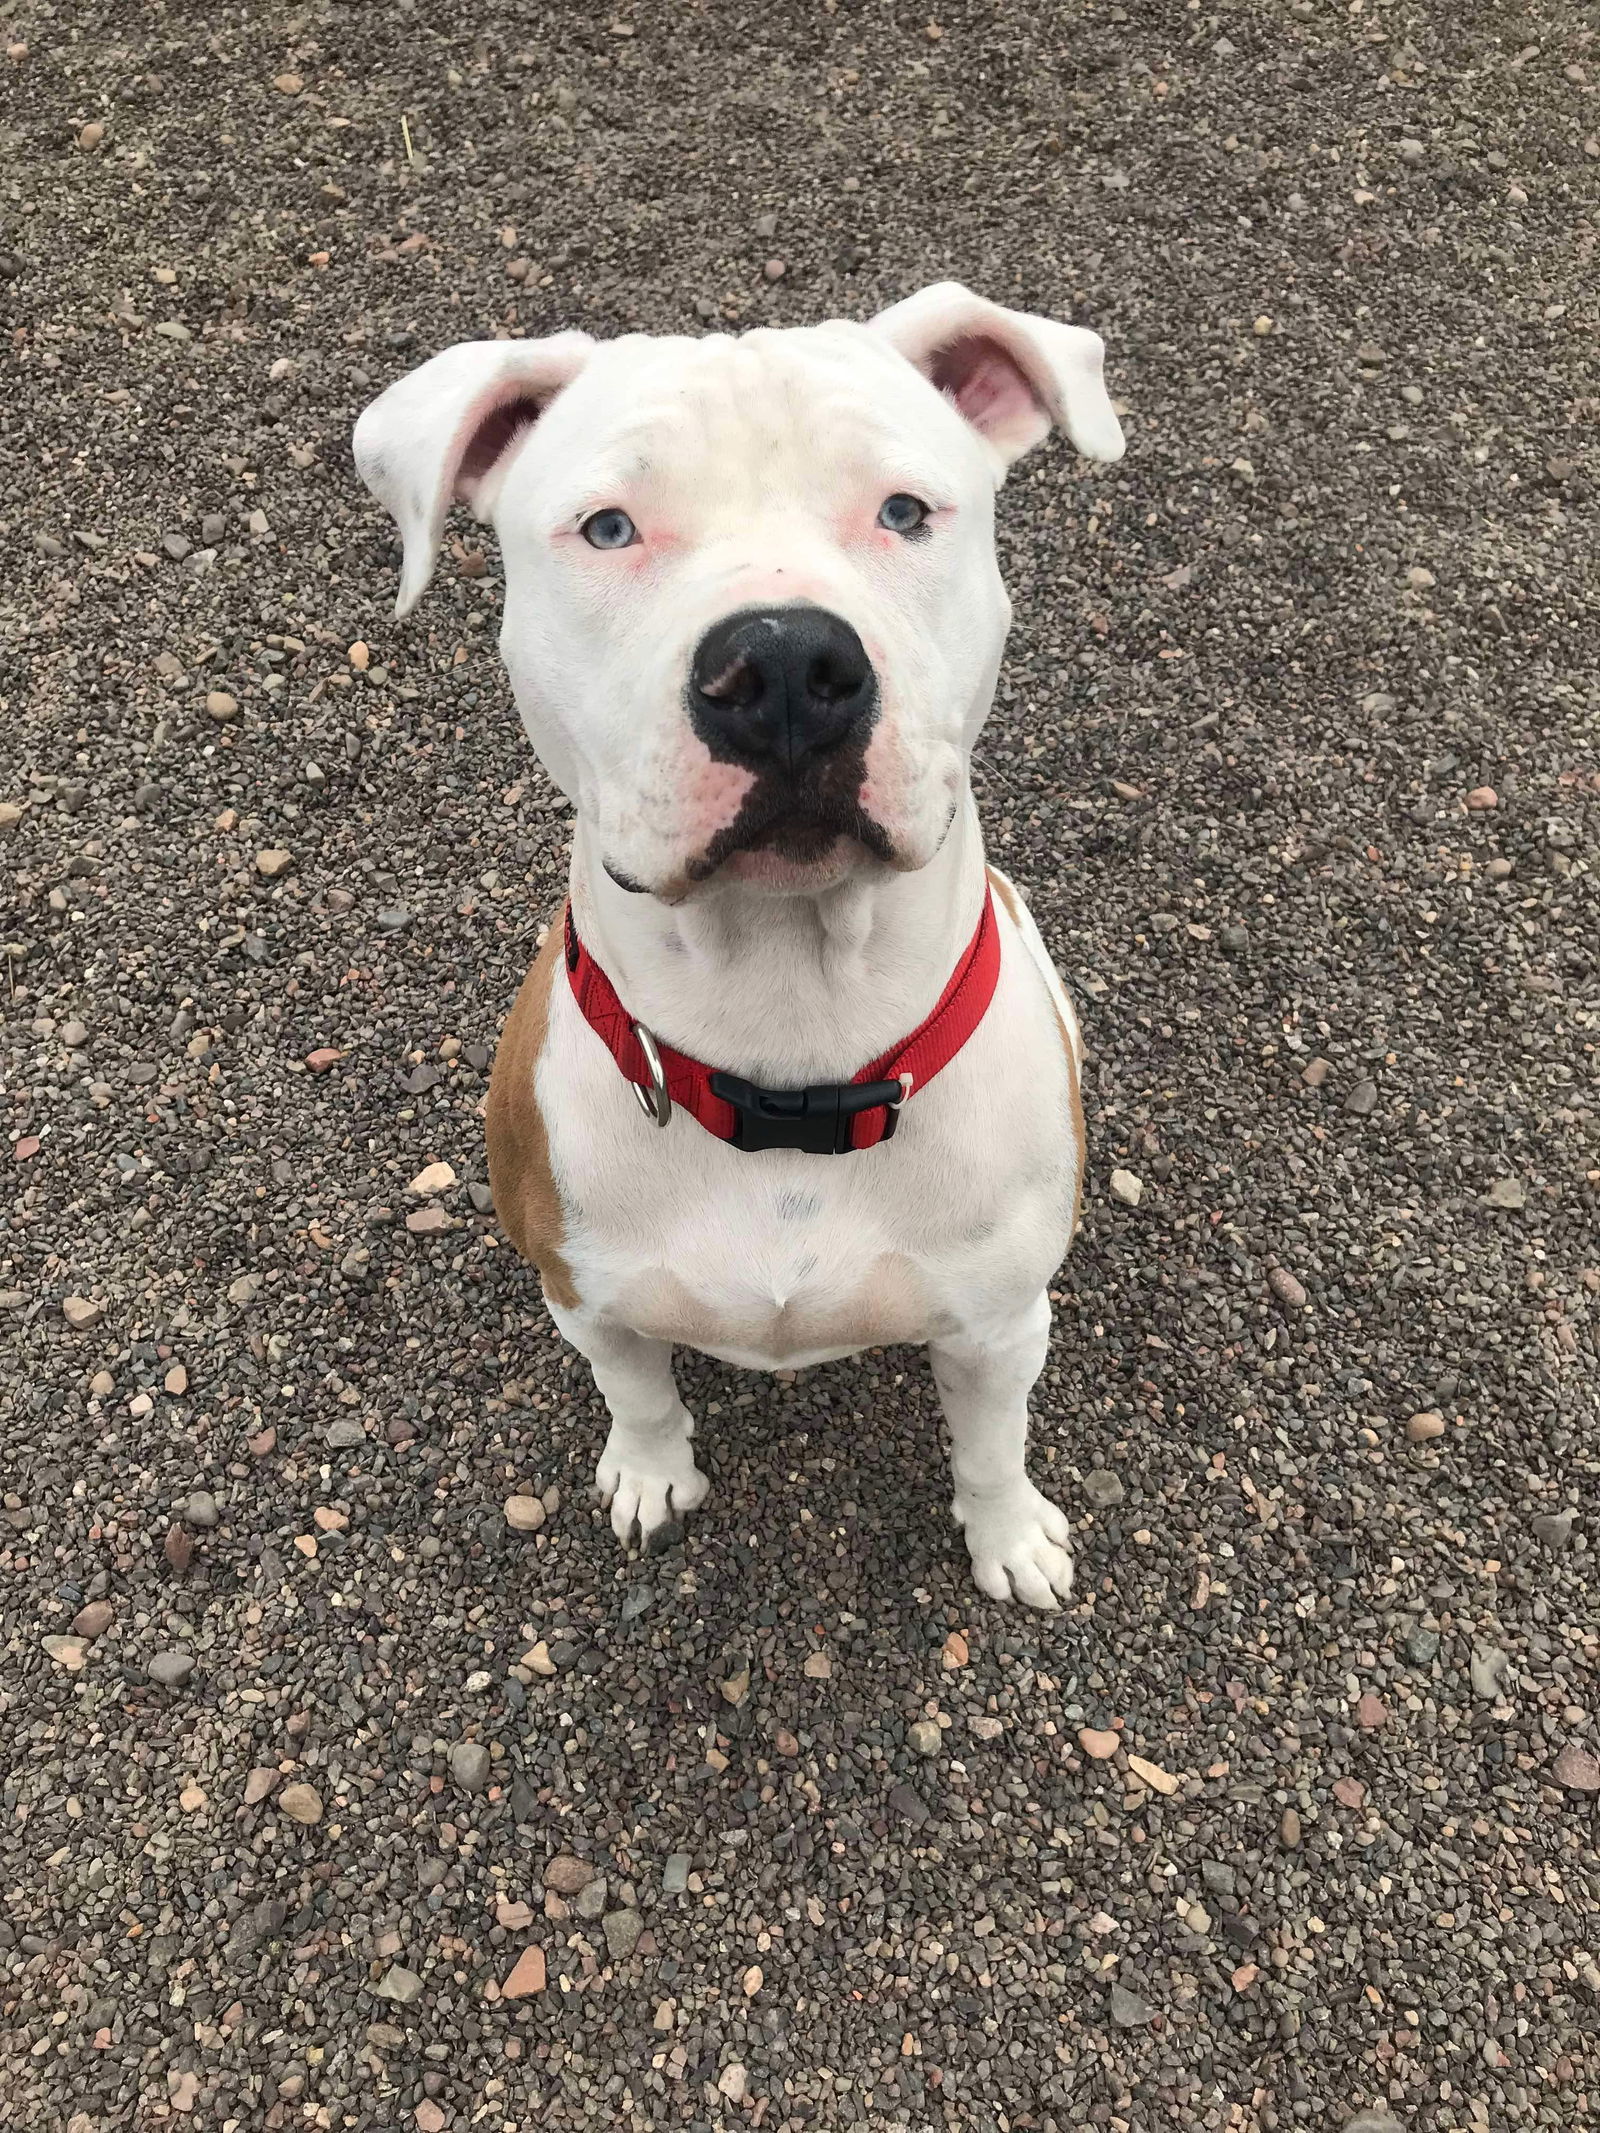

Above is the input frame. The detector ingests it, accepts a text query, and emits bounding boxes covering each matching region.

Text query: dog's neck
[567,796,989,1087]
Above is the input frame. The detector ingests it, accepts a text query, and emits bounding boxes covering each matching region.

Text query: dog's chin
[719,835,865,894]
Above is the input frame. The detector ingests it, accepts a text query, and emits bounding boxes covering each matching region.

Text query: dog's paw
[596,1415,710,1548]
[953,1482,1075,1610]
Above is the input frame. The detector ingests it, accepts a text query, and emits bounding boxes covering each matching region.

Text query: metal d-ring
[631,1022,672,1128]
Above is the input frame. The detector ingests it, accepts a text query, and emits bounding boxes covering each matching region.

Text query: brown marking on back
[987,865,1086,1239]
[486,914,580,1311]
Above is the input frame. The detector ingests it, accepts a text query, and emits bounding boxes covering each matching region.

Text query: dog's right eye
[581,508,638,550]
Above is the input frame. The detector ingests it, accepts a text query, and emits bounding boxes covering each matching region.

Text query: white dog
[355,283,1124,1607]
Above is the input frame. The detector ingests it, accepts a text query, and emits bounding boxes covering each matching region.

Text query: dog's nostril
[807,654,856,705]
[699,654,760,707]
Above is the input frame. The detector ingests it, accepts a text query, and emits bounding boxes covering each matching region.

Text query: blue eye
[878,493,929,536]
[581,508,638,550]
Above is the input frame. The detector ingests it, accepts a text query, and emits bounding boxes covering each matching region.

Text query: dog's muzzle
[688,605,876,773]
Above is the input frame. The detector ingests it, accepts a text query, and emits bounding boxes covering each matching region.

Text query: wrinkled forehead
[528,322,983,510]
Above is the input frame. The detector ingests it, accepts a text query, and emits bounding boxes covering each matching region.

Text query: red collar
[562,885,1000,1154]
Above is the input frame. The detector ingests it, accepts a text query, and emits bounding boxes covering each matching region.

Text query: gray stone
[1082,1468,1125,1510]
[448,1741,490,1793]
[183,1490,219,1529]
[887,1782,929,1827]
[1531,1510,1575,1548]
[1345,1079,1379,1116]
[1470,1644,1511,1700]
[662,1854,691,1895]
[575,1875,608,1920]
[602,1908,642,1961]
[375,1964,424,2006]
[148,1650,196,1688]
[1201,1860,1237,1900]
[1109,1983,1154,2027]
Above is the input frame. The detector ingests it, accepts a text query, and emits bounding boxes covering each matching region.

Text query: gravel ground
[4,3,1598,2129]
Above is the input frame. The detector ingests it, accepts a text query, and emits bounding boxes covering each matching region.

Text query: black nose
[689,606,876,771]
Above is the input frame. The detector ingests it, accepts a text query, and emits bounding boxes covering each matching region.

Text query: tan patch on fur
[486,915,580,1311]
[618,1255,947,1362]
[988,866,1086,1238]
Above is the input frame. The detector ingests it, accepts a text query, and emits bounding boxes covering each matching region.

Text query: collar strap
[563,884,1000,1154]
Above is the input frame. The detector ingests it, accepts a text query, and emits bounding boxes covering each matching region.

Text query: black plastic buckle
[709,1071,904,1154]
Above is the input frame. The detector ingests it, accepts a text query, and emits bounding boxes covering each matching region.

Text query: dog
[354,282,1124,1607]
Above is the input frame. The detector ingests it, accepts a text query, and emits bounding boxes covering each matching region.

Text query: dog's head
[355,283,1122,900]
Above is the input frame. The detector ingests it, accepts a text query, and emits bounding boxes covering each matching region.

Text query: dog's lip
[688,804,895,883]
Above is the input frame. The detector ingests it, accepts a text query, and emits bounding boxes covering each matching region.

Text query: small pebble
[501,1945,546,1998]
[1109,1983,1154,2028]
[1530,1510,1575,1549]
[1109,1168,1143,1206]
[1470,1645,1510,1700]
[1267,1266,1307,1309]
[1552,1743,1600,1793]
[544,1855,595,1895]
[448,1741,491,1793]
[279,1783,324,1825]
[148,1650,196,1688]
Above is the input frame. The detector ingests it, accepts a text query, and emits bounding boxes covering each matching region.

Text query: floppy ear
[869,281,1123,472]
[353,331,595,616]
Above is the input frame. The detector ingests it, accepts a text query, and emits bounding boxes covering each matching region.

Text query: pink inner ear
[929,334,1041,440]
[454,394,543,502]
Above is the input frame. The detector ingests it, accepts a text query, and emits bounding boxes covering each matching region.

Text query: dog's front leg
[545,1298,711,1548]
[929,1292,1075,1610]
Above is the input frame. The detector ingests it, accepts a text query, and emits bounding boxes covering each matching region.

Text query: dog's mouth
[686,788,896,885]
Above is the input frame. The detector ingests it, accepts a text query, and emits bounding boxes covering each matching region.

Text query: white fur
[355,283,1121,1607]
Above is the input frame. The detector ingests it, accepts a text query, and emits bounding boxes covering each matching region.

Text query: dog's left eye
[877,493,930,536]
[581,508,638,550]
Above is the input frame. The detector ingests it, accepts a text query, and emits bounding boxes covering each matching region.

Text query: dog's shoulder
[485,914,581,1310]
[986,864,1087,1234]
